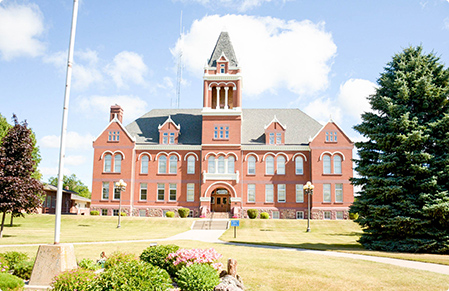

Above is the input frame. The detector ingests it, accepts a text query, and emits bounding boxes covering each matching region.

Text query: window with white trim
[336,211,344,220]
[101,209,108,216]
[295,156,303,175]
[163,132,168,144]
[169,156,178,174]
[220,64,225,74]
[104,154,112,172]
[141,155,149,174]
[247,184,255,202]
[169,183,177,201]
[265,184,274,202]
[102,182,109,200]
[114,154,122,173]
[296,211,304,219]
[334,155,342,174]
[325,131,337,142]
[277,156,285,175]
[157,183,165,201]
[276,133,282,145]
[323,155,331,174]
[187,183,194,202]
[214,126,229,140]
[140,183,147,201]
[228,156,235,173]
[208,156,215,173]
[296,184,304,203]
[169,132,175,144]
[269,133,275,145]
[158,156,167,174]
[113,209,119,216]
[277,184,286,202]
[324,211,331,219]
[113,185,121,200]
[335,183,343,202]
[187,156,195,174]
[247,156,256,175]
[218,156,225,173]
[323,184,331,203]
[272,211,280,219]
[266,156,274,175]
[108,131,120,141]
[139,209,146,217]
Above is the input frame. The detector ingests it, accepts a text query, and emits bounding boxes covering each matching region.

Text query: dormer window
[220,64,225,74]
[158,115,180,145]
[265,116,286,145]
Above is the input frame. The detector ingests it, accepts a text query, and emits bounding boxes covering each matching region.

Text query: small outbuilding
[42,184,91,215]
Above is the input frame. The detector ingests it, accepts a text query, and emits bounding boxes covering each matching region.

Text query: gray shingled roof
[125,109,322,146]
[208,32,238,68]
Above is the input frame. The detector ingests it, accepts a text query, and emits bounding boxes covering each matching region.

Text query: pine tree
[351,46,449,254]
[0,115,43,238]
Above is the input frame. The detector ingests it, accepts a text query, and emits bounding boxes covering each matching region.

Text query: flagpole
[55,0,79,244]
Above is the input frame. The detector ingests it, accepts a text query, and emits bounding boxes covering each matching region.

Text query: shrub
[167,248,223,272]
[0,256,10,273]
[78,258,101,271]
[0,273,25,291]
[104,251,137,270]
[178,208,190,218]
[247,209,258,219]
[140,244,179,276]
[349,212,359,220]
[260,212,269,219]
[51,268,96,291]
[90,210,100,216]
[2,251,28,270]
[165,211,175,218]
[120,211,127,216]
[12,260,33,280]
[93,260,172,291]
[176,263,220,291]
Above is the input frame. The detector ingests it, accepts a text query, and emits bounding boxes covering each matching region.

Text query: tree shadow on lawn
[225,241,365,252]
[5,224,22,228]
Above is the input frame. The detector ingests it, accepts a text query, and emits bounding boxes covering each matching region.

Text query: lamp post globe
[115,179,127,228]
[303,181,314,232]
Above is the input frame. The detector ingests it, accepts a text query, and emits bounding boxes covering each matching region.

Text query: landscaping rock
[214,275,244,291]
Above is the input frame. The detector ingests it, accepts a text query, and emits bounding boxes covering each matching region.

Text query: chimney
[110,105,124,123]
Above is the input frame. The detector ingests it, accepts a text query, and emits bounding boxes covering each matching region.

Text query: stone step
[207,212,231,219]
[192,220,229,230]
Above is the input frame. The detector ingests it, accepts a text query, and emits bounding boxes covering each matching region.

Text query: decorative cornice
[135,144,201,150]
[203,74,242,81]
[241,145,310,151]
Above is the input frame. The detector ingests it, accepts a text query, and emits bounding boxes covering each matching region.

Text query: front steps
[192,219,229,230]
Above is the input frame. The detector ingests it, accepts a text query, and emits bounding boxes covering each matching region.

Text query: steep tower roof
[208,31,238,68]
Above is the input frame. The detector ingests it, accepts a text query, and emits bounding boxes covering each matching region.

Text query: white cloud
[76,95,149,123]
[172,15,336,97]
[177,0,286,11]
[39,167,71,178]
[40,131,95,150]
[0,3,46,60]
[105,51,148,89]
[303,97,342,125]
[337,78,377,120]
[65,155,87,166]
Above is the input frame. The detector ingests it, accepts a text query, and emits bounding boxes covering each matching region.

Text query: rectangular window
[269,133,275,144]
[220,126,224,138]
[139,209,146,217]
[113,209,119,216]
[335,183,343,202]
[157,184,165,201]
[336,211,344,220]
[324,211,331,219]
[108,131,120,141]
[214,125,229,140]
[296,184,304,203]
[225,126,229,139]
[277,184,286,202]
[296,211,304,219]
[272,211,280,219]
[265,184,274,202]
[323,184,331,203]
[163,132,168,144]
[169,132,175,144]
[247,184,256,202]
[102,182,109,200]
[214,127,218,139]
[169,183,177,201]
[187,157,195,174]
[113,185,121,200]
[188,210,194,218]
[169,157,177,174]
[276,133,282,144]
[326,131,337,142]
[277,157,285,175]
[101,209,108,216]
[266,157,274,175]
[140,183,147,201]
[187,183,195,202]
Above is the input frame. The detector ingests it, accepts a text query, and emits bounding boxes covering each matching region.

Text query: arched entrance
[211,188,231,212]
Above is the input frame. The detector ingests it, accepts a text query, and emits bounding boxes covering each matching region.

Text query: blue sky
[1,0,449,190]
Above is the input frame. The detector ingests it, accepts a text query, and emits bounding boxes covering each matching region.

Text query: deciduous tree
[48,174,91,199]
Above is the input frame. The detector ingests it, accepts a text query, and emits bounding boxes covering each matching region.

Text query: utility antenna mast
[175,11,183,108]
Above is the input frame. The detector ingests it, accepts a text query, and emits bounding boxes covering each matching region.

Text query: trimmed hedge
[165,211,175,218]
[247,209,258,219]
[178,208,190,218]
[176,263,220,291]
[140,244,180,277]
[90,210,100,215]
[260,212,269,219]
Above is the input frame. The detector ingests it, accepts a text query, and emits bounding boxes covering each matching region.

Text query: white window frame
[102,182,109,200]
[158,156,167,174]
[336,211,344,220]
[187,156,195,174]
[335,183,343,202]
[141,155,149,174]
[140,183,147,201]
[265,184,274,203]
[101,209,108,216]
[247,184,256,203]
[169,156,178,174]
[295,156,303,175]
[169,183,177,201]
[323,184,331,203]
[269,133,275,145]
[334,155,342,174]
[114,154,122,173]
[296,211,304,219]
[323,155,331,174]
[277,184,286,202]
[169,132,175,144]
[208,156,215,173]
[296,184,304,203]
[277,156,285,175]
[272,211,280,219]
[104,154,112,172]
[113,209,119,216]
[247,156,256,175]
[324,211,332,220]
[276,132,282,144]
[227,156,235,174]
[187,183,195,202]
[266,156,274,175]
[157,183,165,201]
[218,156,225,173]
[163,132,168,144]
[139,209,146,217]
[113,185,121,200]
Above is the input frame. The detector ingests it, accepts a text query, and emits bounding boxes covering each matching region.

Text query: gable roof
[264,115,287,130]
[208,32,238,68]
[158,115,181,130]
[125,108,322,146]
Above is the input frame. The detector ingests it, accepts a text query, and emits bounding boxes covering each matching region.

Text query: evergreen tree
[351,46,449,254]
[48,174,91,199]
[0,115,43,238]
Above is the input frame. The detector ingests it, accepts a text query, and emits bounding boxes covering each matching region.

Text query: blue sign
[231,220,240,227]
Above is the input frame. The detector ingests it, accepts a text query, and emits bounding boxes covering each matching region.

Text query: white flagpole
[54,0,79,244]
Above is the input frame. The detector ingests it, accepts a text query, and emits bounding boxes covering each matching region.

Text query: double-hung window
[208,156,215,173]
[114,154,122,173]
[113,185,121,200]
[187,156,195,174]
[218,156,225,173]
[157,184,165,201]
[265,184,274,202]
[247,184,255,202]
[269,133,275,145]
[163,133,168,144]
[296,184,304,203]
[141,155,149,174]
[276,133,282,144]
[247,156,256,175]
[277,184,286,202]
[102,182,109,200]
[335,183,343,202]
[169,156,178,174]
[104,154,112,172]
[140,183,147,201]
[266,156,274,175]
[323,155,331,174]
[187,183,195,202]
[334,155,342,174]
[277,156,285,175]
[158,156,167,173]
[169,183,177,201]
[169,132,175,144]
[295,156,303,175]
[227,156,235,173]
[323,184,331,203]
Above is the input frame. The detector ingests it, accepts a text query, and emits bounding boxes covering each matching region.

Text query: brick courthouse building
[91,32,354,219]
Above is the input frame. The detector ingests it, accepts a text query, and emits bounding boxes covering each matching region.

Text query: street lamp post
[303,181,314,232]
[115,179,127,228]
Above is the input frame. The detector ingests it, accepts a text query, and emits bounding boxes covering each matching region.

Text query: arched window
[158,156,167,173]
[218,156,225,173]
[266,156,274,175]
[323,155,331,174]
[228,156,235,174]
[169,156,178,174]
[208,156,215,173]
[114,154,122,173]
[277,156,285,175]
[141,155,149,174]
[334,155,342,174]
[248,156,256,175]
[104,154,112,172]
[187,156,195,174]
[295,156,303,175]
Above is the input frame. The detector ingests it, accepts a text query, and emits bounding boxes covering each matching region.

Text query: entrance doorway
[211,188,230,212]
